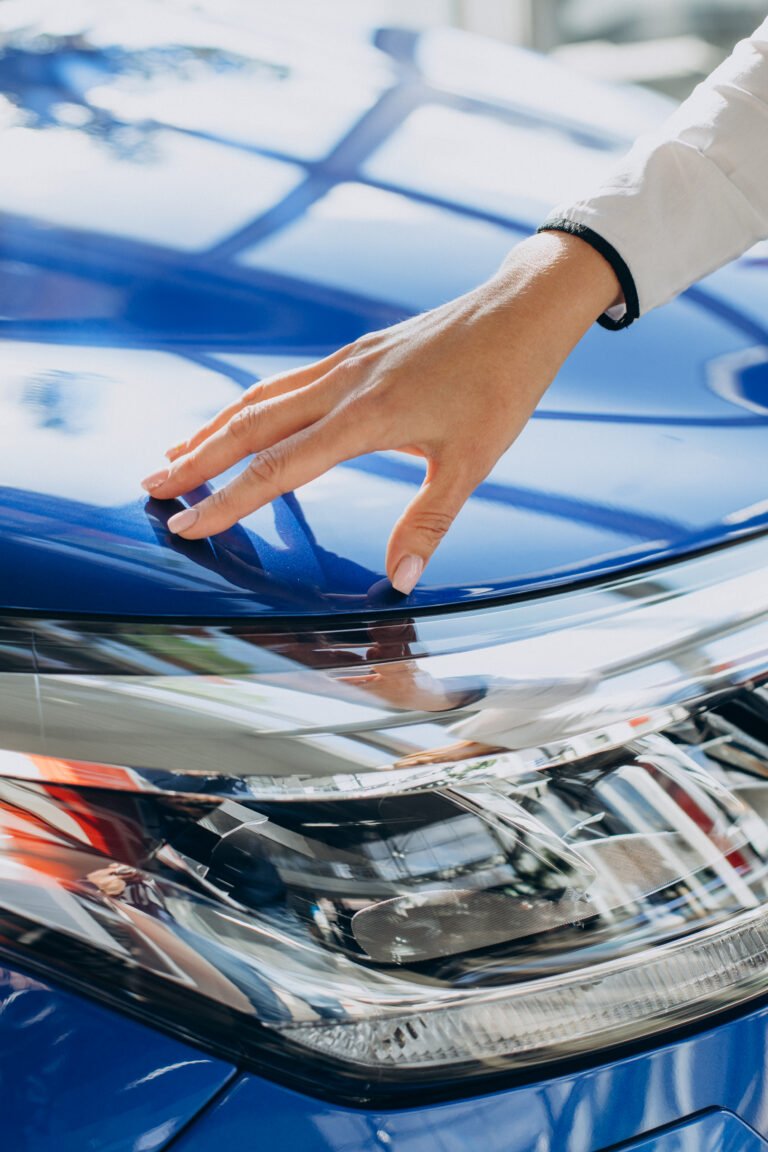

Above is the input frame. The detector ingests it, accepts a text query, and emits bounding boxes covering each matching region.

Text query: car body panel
[626,1113,768,1152]
[7,955,768,1152]
[167,999,768,1152]
[0,964,234,1152]
[1,12,767,618]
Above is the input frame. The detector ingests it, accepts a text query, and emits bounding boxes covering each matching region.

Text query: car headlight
[1,535,768,1103]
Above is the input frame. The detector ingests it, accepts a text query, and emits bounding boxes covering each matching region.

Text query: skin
[142,231,620,593]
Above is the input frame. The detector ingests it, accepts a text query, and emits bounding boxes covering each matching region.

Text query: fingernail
[168,507,199,535]
[165,444,185,462]
[391,555,423,595]
[141,468,170,492]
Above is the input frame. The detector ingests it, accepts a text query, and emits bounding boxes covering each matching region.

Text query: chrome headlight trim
[0,533,767,797]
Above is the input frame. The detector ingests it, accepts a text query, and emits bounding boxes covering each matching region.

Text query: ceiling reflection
[0,1,767,618]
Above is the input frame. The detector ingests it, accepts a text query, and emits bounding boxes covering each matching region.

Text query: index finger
[167,408,368,539]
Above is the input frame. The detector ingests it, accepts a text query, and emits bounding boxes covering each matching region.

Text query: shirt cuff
[536,216,640,330]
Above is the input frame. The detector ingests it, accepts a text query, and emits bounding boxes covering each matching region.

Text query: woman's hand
[142,232,620,593]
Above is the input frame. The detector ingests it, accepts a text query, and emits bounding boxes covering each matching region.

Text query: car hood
[1,6,768,620]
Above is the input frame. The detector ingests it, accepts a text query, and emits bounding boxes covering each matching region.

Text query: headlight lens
[1,536,768,1101]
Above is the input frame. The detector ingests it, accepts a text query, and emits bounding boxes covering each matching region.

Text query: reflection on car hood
[0,3,767,619]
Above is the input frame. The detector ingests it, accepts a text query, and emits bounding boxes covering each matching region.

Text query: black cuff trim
[537,217,639,330]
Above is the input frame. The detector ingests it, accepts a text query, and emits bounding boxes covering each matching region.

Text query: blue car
[2,6,768,1151]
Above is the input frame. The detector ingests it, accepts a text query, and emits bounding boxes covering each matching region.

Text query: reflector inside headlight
[1,536,768,1101]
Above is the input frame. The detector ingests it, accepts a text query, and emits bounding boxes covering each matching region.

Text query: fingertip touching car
[2,4,768,1151]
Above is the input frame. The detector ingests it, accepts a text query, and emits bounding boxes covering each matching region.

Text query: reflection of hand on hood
[393,673,597,769]
[336,619,598,752]
[450,672,598,747]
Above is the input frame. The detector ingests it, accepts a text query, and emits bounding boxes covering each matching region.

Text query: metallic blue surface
[5,16,768,1152]
[0,13,767,617]
[169,1001,768,1152]
[0,963,234,1152]
[624,1113,768,1151]
[6,12,768,1152]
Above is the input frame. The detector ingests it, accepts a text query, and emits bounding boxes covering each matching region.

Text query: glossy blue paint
[0,964,234,1152]
[4,949,768,1152]
[0,13,767,617]
[6,11,768,1152]
[625,1113,768,1152]
[169,1000,768,1152]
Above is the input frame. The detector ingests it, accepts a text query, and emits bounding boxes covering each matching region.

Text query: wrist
[453,233,622,403]
[497,231,622,321]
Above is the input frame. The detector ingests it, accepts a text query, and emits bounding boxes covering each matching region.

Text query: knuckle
[411,509,455,543]
[338,339,363,357]
[248,377,286,403]
[208,485,232,511]
[352,330,381,353]
[335,352,374,383]
[199,486,233,523]
[246,446,283,489]
[332,357,359,383]
[243,382,267,405]
[229,405,261,442]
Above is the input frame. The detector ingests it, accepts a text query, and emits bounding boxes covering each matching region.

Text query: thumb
[386,462,472,595]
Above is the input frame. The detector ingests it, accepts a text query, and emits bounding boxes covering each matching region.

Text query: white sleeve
[539,17,768,328]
